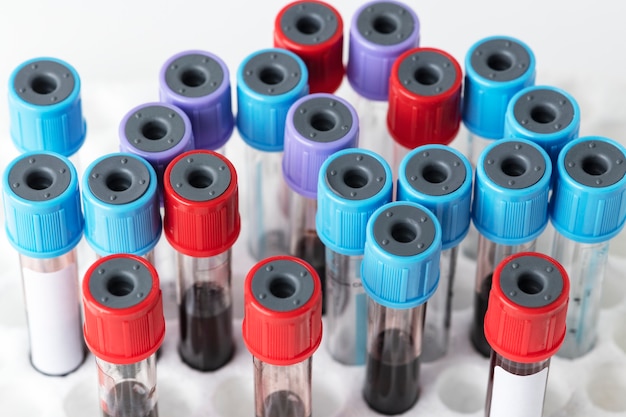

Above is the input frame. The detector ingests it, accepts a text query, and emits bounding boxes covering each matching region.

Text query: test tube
[283,93,359,312]
[82,153,162,262]
[387,47,462,173]
[242,255,322,417]
[397,145,472,361]
[163,150,240,371]
[82,254,165,417]
[462,36,536,166]
[316,149,393,365]
[471,139,551,357]
[549,136,626,358]
[273,0,344,94]
[484,253,569,417]
[236,48,309,260]
[346,0,419,162]
[361,201,442,415]
[8,57,87,157]
[159,50,234,152]
[3,151,84,376]
[119,102,194,203]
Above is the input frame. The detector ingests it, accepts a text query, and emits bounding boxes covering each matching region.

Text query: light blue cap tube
[472,139,551,245]
[236,48,309,152]
[8,57,86,157]
[361,201,441,309]
[397,144,472,250]
[316,149,393,256]
[504,85,580,165]
[462,36,535,139]
[82,153,161,256]
[550,136,626,244]
[3,152,83,258]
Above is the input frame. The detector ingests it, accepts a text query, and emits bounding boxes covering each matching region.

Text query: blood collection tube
[397,145,472,361]
[471,139,551,357]
[119,102,194,203]
[159,50,234,152]
[387,47,462,173]
[3,151,84,376]
[484,253,569,417]
[82,153,162,262]
[82,254,165,417]
[549,136,626,358]
[242,256,322,417]
[274,0,343,94]
[361,201,442,415]
[316,149,393,365]
[283,93,359,312]
[346,0,419,162]
[462,36,536,166]
[236,48,309,260]
[163,150,240,371]
[8,57,86,157]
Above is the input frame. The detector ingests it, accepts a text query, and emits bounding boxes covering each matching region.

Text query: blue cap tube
[462,36,535,139]
[3,152,83,258]
[82,153,162,256]
[8,57,87,157]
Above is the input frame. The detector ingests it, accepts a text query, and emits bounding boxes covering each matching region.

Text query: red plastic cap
[387,47,462,149]
[274,0,344,94]
[485,252,570,363]
[163,150,240,257]
[82,254,165,365]
[242,255,323,366]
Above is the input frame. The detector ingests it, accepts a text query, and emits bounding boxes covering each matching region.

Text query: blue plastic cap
[8,57,86,157]
[472,139,551,245]
[397,145,472,250]
[3,152,83,258]
[462,36,535,139]
[361,201,441,309]
[236,48,309,151]
[550,136,626,243]
[504,85,580,165]
[82,153,162,256]
[316,149,393,256]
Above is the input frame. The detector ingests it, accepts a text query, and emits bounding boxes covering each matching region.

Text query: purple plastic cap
[347,1,420,101]
[283,93,359,198]
[159,50,234,150]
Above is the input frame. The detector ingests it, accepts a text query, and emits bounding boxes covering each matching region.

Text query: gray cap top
[251,258,315,312]
[168,152,231,202]
[164,53,224,98]
[13,60,75,106]
[513,89,575,134]
[356,1,415,46]
[88,256,153,309]
[373,204,436,257]
[123,105,187,153]
[564,139,626,188]
[325,151,387,200]
[470,38,532,82]
[280,1,339,46]
[484,140,546,190]
[243,51,303,96]
[293,96,354,143]
[8,153,71,202]
[403,147,466,196]
[398,50,457,97]
[499,254,564,308]
[88,155,150,205]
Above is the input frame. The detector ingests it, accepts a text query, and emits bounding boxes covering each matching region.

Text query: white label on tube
[22,263,84,375]
[489,365,548,417]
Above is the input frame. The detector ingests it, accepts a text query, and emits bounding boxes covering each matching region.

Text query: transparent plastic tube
[363,300,425,415]
[176,250,234,370]
[354,99,395,165]
[254,357,312,417]
[467,132,494,169]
